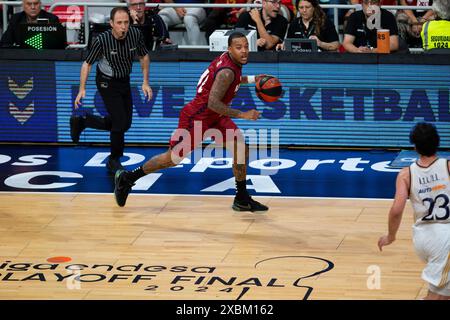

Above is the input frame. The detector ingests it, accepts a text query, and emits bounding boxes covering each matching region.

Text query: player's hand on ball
[255,76,282,102]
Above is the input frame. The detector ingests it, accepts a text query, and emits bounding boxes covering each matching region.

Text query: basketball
[255,75,282,103]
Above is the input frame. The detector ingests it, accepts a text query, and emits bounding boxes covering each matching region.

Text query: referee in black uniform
[71,6,152,173]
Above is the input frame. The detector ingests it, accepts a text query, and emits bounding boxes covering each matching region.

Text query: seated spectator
[126,0,172,50]
[397,11,423,48]
[343,0,399,52]
[252,0,295,22]
[398,0,435,25]
[421,0,450,51]
[344,0,398,33]
[278,0,340,51]
[158,0,207,45]
[0,0,62,48]
[235,0,288,50]
[396,0,435,48]
[203,0,252,43]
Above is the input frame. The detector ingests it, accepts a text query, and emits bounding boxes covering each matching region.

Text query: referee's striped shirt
[85,26,149,79]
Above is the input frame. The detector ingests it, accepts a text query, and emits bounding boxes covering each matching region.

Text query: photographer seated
[0,0,63,48]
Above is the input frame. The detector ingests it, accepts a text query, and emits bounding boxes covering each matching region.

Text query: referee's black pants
[84,70,133,159]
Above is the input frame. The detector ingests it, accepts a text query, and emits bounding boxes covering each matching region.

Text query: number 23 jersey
[409,158,450,226]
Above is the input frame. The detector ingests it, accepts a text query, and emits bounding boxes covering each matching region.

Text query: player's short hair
[228,31,247,46]
[110,7,130,21]
[409,122,440,157]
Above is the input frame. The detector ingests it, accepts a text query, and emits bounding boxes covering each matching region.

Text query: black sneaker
[114,170,134,207]
[232,196,269,213]
[70,116,85,143]
[106,157,124,174]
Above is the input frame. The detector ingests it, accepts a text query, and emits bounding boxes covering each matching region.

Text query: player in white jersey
[378,122,450,300]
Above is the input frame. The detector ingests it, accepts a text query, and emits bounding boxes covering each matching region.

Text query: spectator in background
[203,0,252,43]
[158,0,207,45]
[346,0,399,16]
[235,0,288,50]
[344,0,397,29]
[398,0,434,27]
[280,0,296,22]
[254,0,295,21]
[397,0,435,48]
[278,0,340,51]
[421,0,450,51]
[125,0,172,50]
[343,0,399,52]
[0,0,61,47]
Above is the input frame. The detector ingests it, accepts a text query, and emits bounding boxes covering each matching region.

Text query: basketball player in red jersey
[114,32,269,212]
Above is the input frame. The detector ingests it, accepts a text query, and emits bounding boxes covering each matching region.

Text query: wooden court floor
[0,192,428,300]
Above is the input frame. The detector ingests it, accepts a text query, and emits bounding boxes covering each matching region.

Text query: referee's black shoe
[232,195,268,213]
[70,115,85,144]
[114,170,134,207]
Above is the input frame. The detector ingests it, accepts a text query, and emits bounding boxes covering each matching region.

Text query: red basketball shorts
[169,108,242,158]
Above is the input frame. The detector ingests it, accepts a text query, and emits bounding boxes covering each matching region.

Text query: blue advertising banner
[55,61,450,147]
[0,61,57,142]
[1,60,449,147]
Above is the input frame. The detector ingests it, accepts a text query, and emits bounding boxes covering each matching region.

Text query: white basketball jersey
[409,158,450,226]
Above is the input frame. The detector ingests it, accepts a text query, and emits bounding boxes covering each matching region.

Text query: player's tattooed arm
[208,68,242,118]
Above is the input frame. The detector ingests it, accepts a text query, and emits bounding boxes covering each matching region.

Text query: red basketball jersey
[185,52,242,120]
